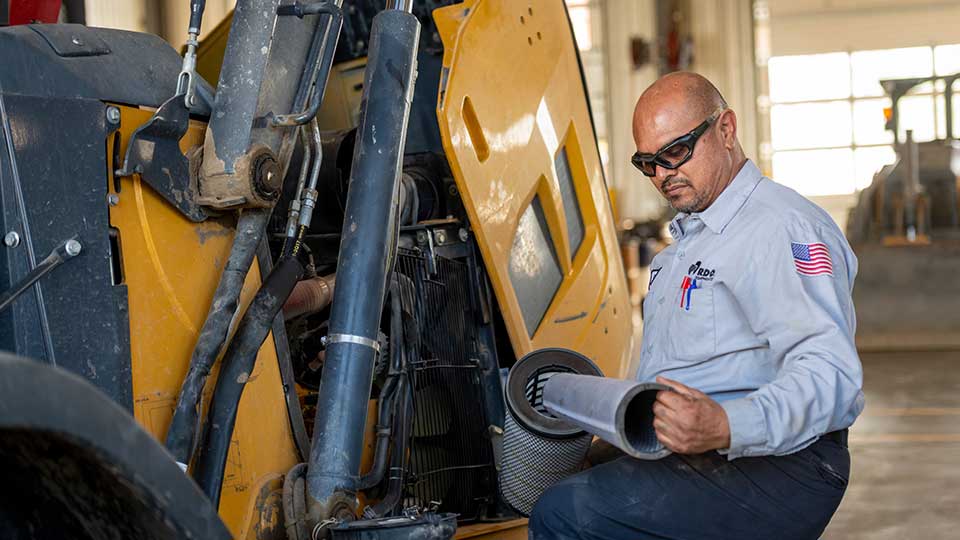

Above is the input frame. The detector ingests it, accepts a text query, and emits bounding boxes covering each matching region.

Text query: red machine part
[8,0,62,25]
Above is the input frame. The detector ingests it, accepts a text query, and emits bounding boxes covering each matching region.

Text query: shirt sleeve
[718,218,865,459]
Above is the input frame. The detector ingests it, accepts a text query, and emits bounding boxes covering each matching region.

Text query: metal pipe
[543,374,673,460]
[165,209,270,467]
[946,76,955,141]
[904,129,919,238]
[193,255,305,506]
[386,0,413,12]
[283,274,336,319]
[298,119,323,231]
[288,119,323,258]
[272,2,344,127]
[283,127,312,251]
[305,7,420,523]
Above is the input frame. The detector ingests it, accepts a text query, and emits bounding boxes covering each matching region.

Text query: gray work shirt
[636,160,864,459]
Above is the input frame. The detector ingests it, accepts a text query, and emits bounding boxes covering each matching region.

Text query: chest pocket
[669,283,717,361]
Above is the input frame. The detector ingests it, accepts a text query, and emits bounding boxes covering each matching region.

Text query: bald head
[633,72,727,144]
[631,72,746,214]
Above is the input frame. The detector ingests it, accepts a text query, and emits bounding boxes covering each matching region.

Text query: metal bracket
[115,94,207,222]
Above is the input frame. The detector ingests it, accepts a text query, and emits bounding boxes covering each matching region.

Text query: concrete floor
[822,350,960,539]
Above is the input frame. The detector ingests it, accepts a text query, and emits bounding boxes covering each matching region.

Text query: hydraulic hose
[356,281,404,491]
[369,372,413,517]
[193,255,305,506]
[165,208,270,467]
[283,463,310,540]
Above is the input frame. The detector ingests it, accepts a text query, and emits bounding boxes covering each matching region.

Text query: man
[528,72,864,539]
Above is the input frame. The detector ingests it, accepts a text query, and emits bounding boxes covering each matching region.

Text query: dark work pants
[528,437,849,540]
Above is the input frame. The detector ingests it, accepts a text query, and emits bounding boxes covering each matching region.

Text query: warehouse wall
[602,0,662,223]
[687,0,759,171]
[602,0,760,223]
[762,0,960,229]
[84,0,234,48]
[768,0,960,57]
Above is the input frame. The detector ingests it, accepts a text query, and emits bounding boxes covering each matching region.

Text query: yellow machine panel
[106,106,299,540]
[435,0,633,378]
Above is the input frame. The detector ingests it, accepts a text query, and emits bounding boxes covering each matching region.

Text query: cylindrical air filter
[500,348,603,516]
[543,374,672,460]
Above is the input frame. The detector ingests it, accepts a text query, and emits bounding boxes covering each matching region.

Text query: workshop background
[58,0,960,538]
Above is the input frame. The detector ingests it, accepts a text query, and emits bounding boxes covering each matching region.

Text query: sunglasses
[631,107,725,178]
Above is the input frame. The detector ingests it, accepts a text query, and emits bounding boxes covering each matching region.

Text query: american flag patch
[791,242,833,276]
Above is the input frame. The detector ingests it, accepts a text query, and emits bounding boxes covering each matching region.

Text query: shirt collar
[668,160,763,239]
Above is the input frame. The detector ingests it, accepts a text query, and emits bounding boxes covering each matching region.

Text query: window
[566,0,594,51]
[565,0,610,175]
[766,45,959,197]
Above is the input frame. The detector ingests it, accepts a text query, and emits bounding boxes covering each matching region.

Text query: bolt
[106,107,120,124]
[107,193,119,206]
[458,228,469,242]
[320,335,329,347]
[71,36,83,46]
[65,239,82,257]
[4,232,20,248]
[252,151,281,200]
[435,230,447,244]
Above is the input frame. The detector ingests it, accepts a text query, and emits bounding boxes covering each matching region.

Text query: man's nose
[653,167,673,189]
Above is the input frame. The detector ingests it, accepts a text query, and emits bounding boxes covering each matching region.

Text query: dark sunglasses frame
[631,107,725,177]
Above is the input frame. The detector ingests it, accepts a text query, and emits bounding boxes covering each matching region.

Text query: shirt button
[677,250,685,259]
[658,297,664,305]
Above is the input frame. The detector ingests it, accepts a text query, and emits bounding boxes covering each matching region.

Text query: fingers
[655,376,705,399]
[653,420,682,452]
[652,399,680,423]
[655,388,689,412]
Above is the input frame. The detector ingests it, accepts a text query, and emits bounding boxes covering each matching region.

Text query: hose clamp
[325,333,381,352]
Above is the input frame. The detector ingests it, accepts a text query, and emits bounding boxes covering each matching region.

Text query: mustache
[660,176,692,194]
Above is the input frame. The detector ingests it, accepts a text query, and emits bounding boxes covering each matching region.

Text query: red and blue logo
[680,276,699,310]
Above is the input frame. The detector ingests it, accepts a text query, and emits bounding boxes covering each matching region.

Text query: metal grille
[396,248,494,521]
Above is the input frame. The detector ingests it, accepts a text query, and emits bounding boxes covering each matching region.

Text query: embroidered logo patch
[687,260,716,281]
[791,242,833,276]
[679,276,699,310]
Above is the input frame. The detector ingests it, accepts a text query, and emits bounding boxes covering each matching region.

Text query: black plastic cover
[0,24,182,108]
[0,93,133,408]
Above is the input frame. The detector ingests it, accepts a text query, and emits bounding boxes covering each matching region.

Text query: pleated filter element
[499,348,603,516]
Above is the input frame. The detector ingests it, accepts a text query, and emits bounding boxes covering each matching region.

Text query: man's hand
[652,376,731,454]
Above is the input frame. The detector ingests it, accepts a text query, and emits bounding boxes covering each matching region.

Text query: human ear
[718,109,738,150]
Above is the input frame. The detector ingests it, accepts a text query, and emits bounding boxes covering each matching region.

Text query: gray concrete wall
[853,242,960,350]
